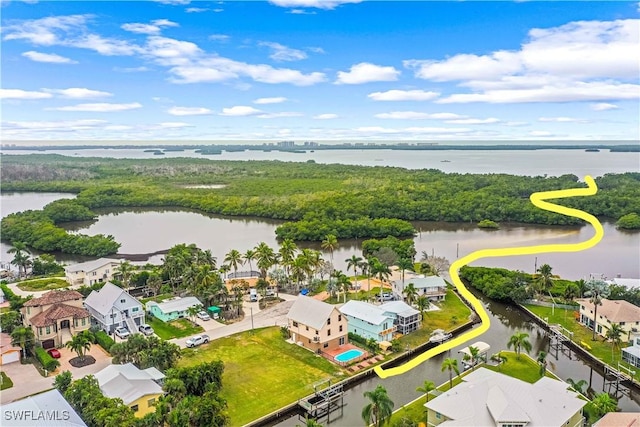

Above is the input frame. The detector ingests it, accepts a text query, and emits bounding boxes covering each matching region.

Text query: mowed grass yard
[16,277,68,292]
[147,317,203,340]
[179,327,343,426]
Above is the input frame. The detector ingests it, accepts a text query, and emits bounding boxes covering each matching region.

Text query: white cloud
[113,66,150,72]
[155,0,190,5]
[257,112,303,118]
[157,122,192,128]
[209,34,230,42]
[445,118,501,124]
[504,121,529,127]
[152,19,179,28]
[52,102,142,112]
[74,34,142,56]
[0,88,52,99]
[374,111,467,120]
[121,23,163,35]
[590,102,619,111]
[213,9,224,13]
[22,51,76,63]
[336,62,400,84]
[404,51,521,82]
[167,106,212,116]
[287,9,317,15]
[3,119,106,131]
[313,113,338,119]
[219,106,263,116]
[254,97,287,104]
[44,88,112,98]
[269,0,361,10]
[2,14,91,45]
[368,90,440,101]
[186,7,208,13]
[354,126,472,135]
[144,36,201,65]
[259,41,307,62]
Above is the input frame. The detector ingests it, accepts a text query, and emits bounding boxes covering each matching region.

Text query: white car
[115,327,130,339]
[185,334,210,348]
[138,324,154,336]
[197,311,211,321]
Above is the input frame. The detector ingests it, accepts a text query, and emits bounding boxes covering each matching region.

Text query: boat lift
[458,341,490,370]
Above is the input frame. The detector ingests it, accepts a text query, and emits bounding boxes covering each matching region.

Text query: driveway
[0,344,112,404]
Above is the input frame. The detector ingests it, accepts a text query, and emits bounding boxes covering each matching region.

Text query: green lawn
[324,286,388,304]
[399,289,472,349]
[140,293,174,305]
[16,277,68,292]
[147,317,203,340]
[178,327,343,426]
[0,371,14,390]
[523,304,640,382]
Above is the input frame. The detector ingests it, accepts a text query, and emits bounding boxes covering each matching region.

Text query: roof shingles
[24,289,83,307]
[29,303,90,327]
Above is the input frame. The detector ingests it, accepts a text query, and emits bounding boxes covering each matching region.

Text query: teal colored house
[339,300,396,342]
[147,297,202,322]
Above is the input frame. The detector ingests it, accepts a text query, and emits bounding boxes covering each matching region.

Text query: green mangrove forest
[1,154,639,257]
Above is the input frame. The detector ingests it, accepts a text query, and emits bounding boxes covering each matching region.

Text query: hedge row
[35,347,60,372]
[94,330,115,353]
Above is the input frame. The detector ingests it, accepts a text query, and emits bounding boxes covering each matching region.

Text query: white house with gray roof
[425,367,586,427]
[0,389,87,426]
[84,282,144,334]
[147,296,203,322]
[64,258,121,286]
[380,300,421,335]
[287,296,348,354]
[95,363,164,417]
[339,300,396,342]
[396,275,447,301]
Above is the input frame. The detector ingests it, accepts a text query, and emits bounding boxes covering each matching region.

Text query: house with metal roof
[395,275,447,301]
[577,298,640,340]
[622,335,640,368]
[380,301,421,335]
[146,296,203,322]
[64,258,121,286]
[425,367,586,427]
[0,389,87,426]
[94,363,165,417]
[339,300,396,342]
[84,282,144,334]
[287,296,348,354]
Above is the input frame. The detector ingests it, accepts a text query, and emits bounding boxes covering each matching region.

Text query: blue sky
[1,0,639,142]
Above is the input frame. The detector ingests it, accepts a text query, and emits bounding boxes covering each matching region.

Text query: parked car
[115,326,130,339]
[47,348,61,359]
[185,334,210,348]
[138,324,154,335]
[376,292,394,301]
[197,311,211,321]
[249,288,259,302]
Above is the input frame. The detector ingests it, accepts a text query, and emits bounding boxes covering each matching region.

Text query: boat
[429,329,452,344]
[585,148,600,152]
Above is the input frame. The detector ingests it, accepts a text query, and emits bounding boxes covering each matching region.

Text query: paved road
[171,293,298,348]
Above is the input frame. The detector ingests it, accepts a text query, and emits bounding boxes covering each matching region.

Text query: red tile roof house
[20,290,91,349]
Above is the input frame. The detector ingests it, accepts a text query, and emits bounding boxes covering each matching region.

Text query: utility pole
[250,307,254,331]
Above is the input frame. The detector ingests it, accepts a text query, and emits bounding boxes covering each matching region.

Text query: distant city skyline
[1,1,639,141]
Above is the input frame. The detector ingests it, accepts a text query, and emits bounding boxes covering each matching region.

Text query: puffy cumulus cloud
[52,102,142,112]
[407,19,640,103]
[269,0,361,10]
[367,89,440,101]
[254,97,287,104]
[313,113,339,119]
[2,14,91,45]
[144,36,202,65]
[0,88,52,99]
[22,51,76,63]
[259,42,307,62]
[121,19,178,35]
[336,63,400,84]
[590,102,619,111]
[167,106,212,116]
[219,106,263,116]
[43,88,112,98]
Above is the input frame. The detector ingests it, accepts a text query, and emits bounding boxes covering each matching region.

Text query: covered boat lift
[458,341,490,369]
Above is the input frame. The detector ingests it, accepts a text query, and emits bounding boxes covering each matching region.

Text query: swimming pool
[334,349,365,363]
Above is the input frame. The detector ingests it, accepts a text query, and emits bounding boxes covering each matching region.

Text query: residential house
[339,300,396,342]
[622,335,640,368]
[65,258,121,286]
[397,275,447,301]
[577,298,640,341]
[21,290,91,348]
[425,367,586,427]
[147,296,203,322]
[0,389,87,426]
[606,277,640,290]
[593,412,640,427]
[0,332,21,365]
[379,301,421,335]
[287,296,349,354]
[95,363,165,417]
[84,282,144,334]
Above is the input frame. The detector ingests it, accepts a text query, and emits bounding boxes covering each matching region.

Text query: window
[327,318,331,325]
[38,327,42,336]
[338,314,342,321]
[105,269,109,274]
[316,330,319,335]
[306,326,309,331]
[27,307,30,315]
[45,326,50,334]
[292,321,298,327]
[323,343,329,348]
[120,299,126,304]
[131,405,139,412]
[308,339,311,343]
[148,398,156,406]
[339,337,345,345]
[339,325,343,332]
[328,329,331,336]
[82,317,86,326]
[110,313,116,319]
[132,307,139,312]
[92,272,97,276]
[620,322,626,326]
[435,412,441,420]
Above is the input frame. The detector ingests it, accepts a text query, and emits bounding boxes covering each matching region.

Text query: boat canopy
[458,341,490,357]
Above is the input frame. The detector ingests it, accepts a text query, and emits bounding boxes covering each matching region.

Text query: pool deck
[325,343,364,361]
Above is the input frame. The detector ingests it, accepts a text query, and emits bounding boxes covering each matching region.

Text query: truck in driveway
[185,334,210,348]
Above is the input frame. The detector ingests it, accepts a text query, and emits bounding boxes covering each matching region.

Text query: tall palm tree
[255,242,276,280]
[584,278,611,341]
[468,345,481,371]
[8,241,31,279]
[416,380,435,426]
[605,323,624,358]
[65,333,92,362]
[244,249,256,274]
[441,358,460,389]
[224,249,243,278]
[186,305,202,323]
[403,283,418,306]
[346,254,363,287]
[335,272,352,303]
[416,296,429,320]
[361,384,394,427]
[537,350,548,376]
[321,234,338,275]
[535,263,554,298]
[116,260,136,290]
[507,332,532,359]
[11,326,35,358]
[396,258,413,293]
[369,258,391,301]
[278,238,298,285]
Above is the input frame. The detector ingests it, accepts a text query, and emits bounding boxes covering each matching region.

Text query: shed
[207,306,221,319]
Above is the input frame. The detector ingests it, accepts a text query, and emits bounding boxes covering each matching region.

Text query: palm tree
[396,258,413,293]
[65,333,92,362]
[537,350,548,376]
[8,241,31,279]
[361,384,394,427]
[589,392,618,419]
[255,242,276,280]
[416,296,429,320]
[11,326,35,358]
[490,352,507,371]
[321,234,338,275]
[244,249,256,274]
[346,254,363,288]
[507,331,532,359]
[224,249,243,278]
[441,357,460,389]
[369,257,391,301]
[403,283,418,306]
[468,345,481,370]
[584,278,611,341]
[186,305,202,323]
[335,272,352,303]
[535,263,554,298]
[116,260,136,290]
[416,380,435,426]
[296,416,323,427]
[278,238,298,285]
[606,323,624,359]
[566,378,588,395]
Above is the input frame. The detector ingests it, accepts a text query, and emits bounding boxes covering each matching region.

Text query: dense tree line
[361,236,416,261]
[2,156,638,254]
[275,217,415,241]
